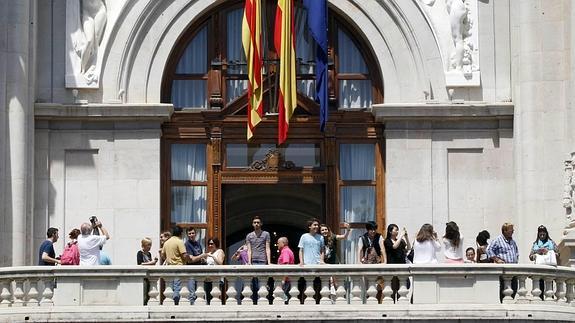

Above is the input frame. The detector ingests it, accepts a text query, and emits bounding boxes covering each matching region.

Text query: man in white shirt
[78,220,110,266]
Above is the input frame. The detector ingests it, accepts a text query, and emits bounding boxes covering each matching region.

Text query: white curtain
[337,28,371,108]
[339,144,376,264]
[171,187,207,223]
[227,8,246,75]
[339,144,375,180]
[172,26,208,109]
[176,26,208,74]
[171,80,207,109]
[171,144,207,181]
[171,144,207,224]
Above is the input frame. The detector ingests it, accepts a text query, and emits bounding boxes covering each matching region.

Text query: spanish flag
[274,0,296,144]
[242,0,264,140]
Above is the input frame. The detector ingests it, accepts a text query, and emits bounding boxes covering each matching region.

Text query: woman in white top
[413,224,441,264]
[443,221,464,263]
[206,237,225,265]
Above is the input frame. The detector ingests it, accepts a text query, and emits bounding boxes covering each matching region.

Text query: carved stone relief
[563,152,575,228]
[419,0,480,87]
[65,0,126,89]
[247,149,295,171]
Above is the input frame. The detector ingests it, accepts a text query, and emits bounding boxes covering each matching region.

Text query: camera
[89,216,100,235]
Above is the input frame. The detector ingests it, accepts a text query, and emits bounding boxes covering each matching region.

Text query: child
[137,237,158,265]
[464,247,476,263]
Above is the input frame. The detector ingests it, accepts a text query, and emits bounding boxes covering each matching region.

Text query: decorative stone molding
[561,152,575,267]
[418,0,480,87]
[247,149,295,171]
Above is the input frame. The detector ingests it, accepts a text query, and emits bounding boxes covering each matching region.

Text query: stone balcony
[0,264,574,322]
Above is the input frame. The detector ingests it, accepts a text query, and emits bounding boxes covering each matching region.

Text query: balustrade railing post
[303,275,316,305]
[565,279,575,306]
[194,278,207,305]
[288,277,299,305]
[26,278,40,306]
[241,278,253,305]
[0,279,12,307]
[381,276,393,304]
[334,276,346,305]
[319,276,331,305]
[210,278,222,305]
[272,276,285,306]
[543,276,555,302]
[179,278,190,305]
[365,276,378,304]
[163,279,176,306]
[555,278,566,304]
[501,276,514,304]
[515,275,529,303]
[226,277,238,306]
[349,276,363,305]
[257,276,268,306]
[147,277,160,306]
[39,279,53,307]
[396,275,409,304]
[531,275,542,303]
[12,279,25,307]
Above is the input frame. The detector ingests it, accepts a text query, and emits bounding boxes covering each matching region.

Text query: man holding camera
[78,217,110,266]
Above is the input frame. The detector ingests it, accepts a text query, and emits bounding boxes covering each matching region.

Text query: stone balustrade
[0,264,574,322]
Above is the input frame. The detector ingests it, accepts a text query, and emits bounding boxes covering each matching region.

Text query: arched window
[162,0,382,111]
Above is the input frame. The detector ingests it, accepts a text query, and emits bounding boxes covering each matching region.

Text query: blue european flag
[303,0,328,131]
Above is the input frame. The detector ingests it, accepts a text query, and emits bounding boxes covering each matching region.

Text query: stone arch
[100,0,446,104]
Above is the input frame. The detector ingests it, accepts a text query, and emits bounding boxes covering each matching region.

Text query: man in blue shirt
[185,228,207,304]
[487,222,519,301]
[487,223,519,264]
[38,227,60,266]
[298,219,325,265]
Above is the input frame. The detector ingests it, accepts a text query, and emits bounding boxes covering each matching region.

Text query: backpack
[361,234,382,264]
[61,241,80,265]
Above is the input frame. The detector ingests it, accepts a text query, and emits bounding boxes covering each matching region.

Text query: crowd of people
[38,217,111,267]
[37,215,560,304]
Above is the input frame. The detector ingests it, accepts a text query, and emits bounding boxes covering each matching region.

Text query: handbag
[535,250,557,266]
[406,249,414,263]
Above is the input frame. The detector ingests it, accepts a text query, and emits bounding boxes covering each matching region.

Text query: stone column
[0,0,35,266]
[512,0,570,262]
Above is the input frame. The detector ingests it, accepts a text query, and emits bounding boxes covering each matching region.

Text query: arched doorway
[223,184,324,264]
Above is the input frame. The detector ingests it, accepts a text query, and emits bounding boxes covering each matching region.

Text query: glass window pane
[171,80,207,109]
[227,8,247,74]
[226,79,248,102]
[339,144,375,180]
[338,28,367,73]
[176,26,208,74]
[341,228,365,264]
[295,7,315,74]
[339,80,372,109]
[226,143,320,167]
[340,186,375,223]
[297,80,315,99]
[171,186,207,223]
[171,144,207,181]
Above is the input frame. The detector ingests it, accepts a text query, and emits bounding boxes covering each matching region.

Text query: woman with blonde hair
[412,224,441,264]
[137,237,158,265]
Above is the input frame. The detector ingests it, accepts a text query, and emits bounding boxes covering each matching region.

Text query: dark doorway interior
[223,184,324,264]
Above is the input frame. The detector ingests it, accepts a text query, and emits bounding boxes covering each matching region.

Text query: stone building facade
[0,0,574,267]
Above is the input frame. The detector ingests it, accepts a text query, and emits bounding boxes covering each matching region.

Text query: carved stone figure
[72,0,107,84]
[563,152,575,220]
[446,0,472,72]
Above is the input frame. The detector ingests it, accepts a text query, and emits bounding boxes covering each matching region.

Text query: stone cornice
[372,102,514,121]
[34,103,174,121]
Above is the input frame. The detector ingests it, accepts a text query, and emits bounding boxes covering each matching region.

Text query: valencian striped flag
[242,0,264,140]
[303,0,328,131]
[274,0,296,144]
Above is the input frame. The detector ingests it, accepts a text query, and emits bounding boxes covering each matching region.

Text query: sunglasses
[208,242,214,245]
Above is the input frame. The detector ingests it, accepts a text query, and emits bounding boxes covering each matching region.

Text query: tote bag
[535,250,557,266]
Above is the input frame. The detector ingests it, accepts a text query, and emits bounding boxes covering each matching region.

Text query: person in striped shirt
[487,222,519,301]
[487,223,519,264]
